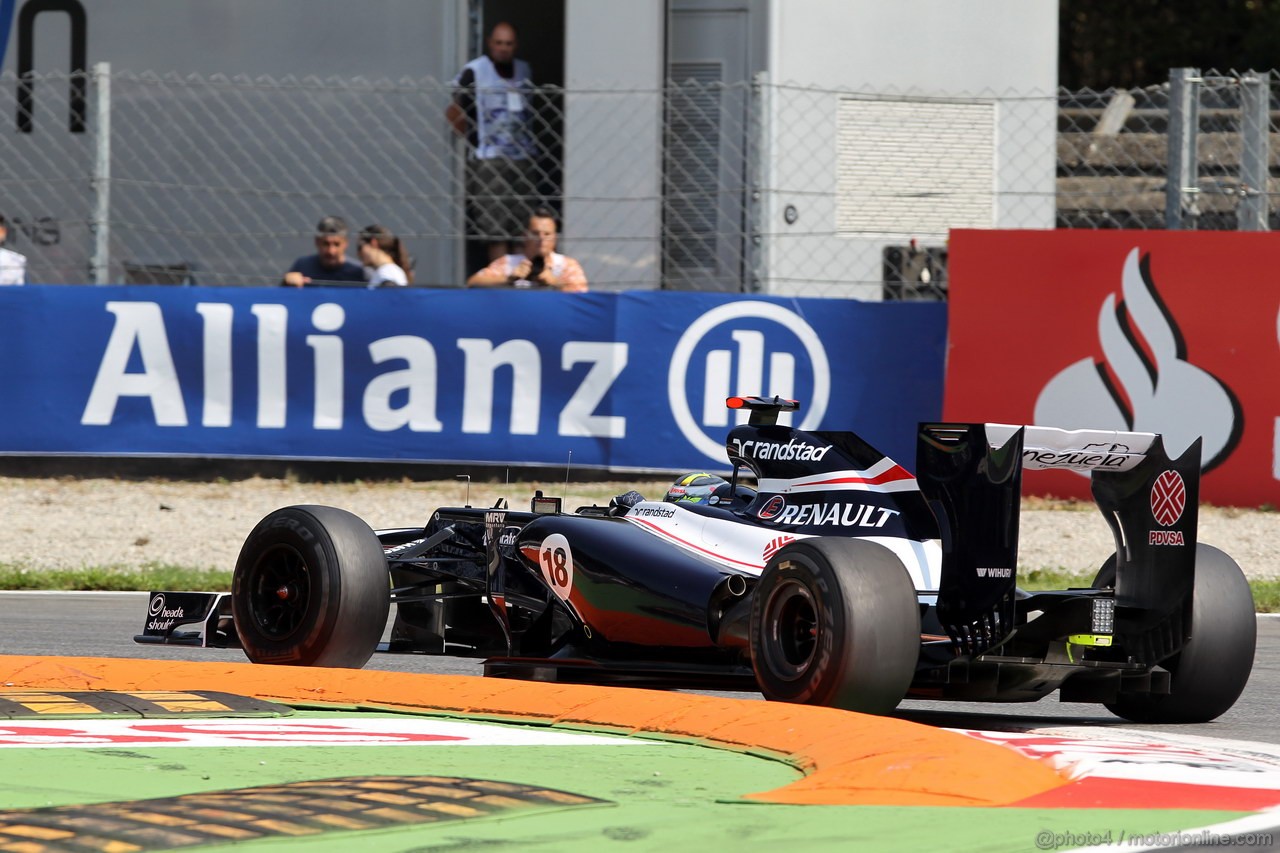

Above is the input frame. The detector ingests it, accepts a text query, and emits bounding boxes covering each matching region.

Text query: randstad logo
[668,301,830,462]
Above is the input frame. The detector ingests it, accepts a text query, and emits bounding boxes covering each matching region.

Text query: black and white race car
[137,396,1256,723]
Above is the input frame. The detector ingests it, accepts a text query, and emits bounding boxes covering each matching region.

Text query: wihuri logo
[1035,249,1240,473]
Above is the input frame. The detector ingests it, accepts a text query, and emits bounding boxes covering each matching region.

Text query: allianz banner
[945,229,1274,507]
[0,286,945,472]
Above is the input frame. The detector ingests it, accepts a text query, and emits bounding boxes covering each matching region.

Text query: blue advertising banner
[0,286,946,472]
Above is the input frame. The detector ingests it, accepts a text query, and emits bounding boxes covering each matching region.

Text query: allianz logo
[668,302,832,463]
[80,301,626,438]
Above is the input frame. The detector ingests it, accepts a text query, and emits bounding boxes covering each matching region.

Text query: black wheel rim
[246,543,312,641]
[762,578,819,681]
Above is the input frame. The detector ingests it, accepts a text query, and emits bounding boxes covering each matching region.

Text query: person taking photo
[466,207,587,292]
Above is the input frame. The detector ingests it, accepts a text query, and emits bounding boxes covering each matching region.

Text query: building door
[459,0,565,276]
[664,5,750,291]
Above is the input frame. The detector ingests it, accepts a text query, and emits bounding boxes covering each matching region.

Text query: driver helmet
[664,472,755,507]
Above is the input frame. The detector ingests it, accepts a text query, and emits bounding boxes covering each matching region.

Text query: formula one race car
[136,396,1257,723]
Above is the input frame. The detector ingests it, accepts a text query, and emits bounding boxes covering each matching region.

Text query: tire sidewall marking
[757,551,839,703]
[235,515,333,663]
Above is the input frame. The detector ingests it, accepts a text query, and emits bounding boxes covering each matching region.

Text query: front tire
[232,505,390,668]
[1096,544,1256,723]
[750,538,920,715]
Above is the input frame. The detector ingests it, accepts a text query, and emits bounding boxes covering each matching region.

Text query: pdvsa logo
[1150,470,1186,527]
[668,302,830,462]
[762,535,795,562]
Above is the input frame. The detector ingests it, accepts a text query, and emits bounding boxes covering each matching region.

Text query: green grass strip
[0,562,1275,612]
[1020,568,1280,613]
[0,563,232,592]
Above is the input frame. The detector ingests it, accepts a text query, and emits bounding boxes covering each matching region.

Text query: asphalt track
[0,595,1278,851]
[5,593,1277,745]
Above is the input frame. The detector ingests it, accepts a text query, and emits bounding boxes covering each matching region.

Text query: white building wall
[0,0,464,286]
[1,0,460,79]
[563,0,664,291]
[763,0,1058,298]
[767,0,1056,91]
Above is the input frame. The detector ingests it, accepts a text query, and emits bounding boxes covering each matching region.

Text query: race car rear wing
[916,423,1200,658]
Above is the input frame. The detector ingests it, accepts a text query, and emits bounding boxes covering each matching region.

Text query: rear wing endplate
[916,423,1199,657]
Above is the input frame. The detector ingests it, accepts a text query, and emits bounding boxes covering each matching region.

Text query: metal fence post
[1239,70,1270,231]
[746,71,767,294]
[1165,67,1200,230]
[90,61,111,284]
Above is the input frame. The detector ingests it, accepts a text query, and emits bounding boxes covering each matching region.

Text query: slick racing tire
[750,538,920,715]
[232,505,390,668]
[1094,544,1256,723]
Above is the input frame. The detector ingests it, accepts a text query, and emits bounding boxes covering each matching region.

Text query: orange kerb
[0,656,1067,807]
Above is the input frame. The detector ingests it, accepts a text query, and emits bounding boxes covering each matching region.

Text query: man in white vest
[447,21,540,267]
[0,215,27,285]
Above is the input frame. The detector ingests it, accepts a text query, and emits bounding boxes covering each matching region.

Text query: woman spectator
[358,224,413,287]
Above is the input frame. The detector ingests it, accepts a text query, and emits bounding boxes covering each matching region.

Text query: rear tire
[750,538,919,715]
[233,505,390,668]
[1097,544,1256,723]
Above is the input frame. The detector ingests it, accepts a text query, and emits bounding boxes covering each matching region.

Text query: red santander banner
[945,229,1278,508]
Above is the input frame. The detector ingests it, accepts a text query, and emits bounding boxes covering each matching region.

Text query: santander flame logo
[1034,248,1240,473]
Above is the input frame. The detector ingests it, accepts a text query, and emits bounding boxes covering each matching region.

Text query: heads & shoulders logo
[1034,248,1241,474]
[668,301,830,462]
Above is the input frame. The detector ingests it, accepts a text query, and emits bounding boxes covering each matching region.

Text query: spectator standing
[282,216,365,287]
[0,215,27,285]
[467,206,587,292]
[447,21,539,264]
[358,224,413,288]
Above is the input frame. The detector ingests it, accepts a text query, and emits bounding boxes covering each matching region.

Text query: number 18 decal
[538,533,574,600]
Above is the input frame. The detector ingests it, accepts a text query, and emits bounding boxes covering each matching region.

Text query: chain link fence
[0,67,1275,296]
[1058,68,1275,232]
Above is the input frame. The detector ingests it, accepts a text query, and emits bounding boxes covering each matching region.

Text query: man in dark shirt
[282,216,365,287]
